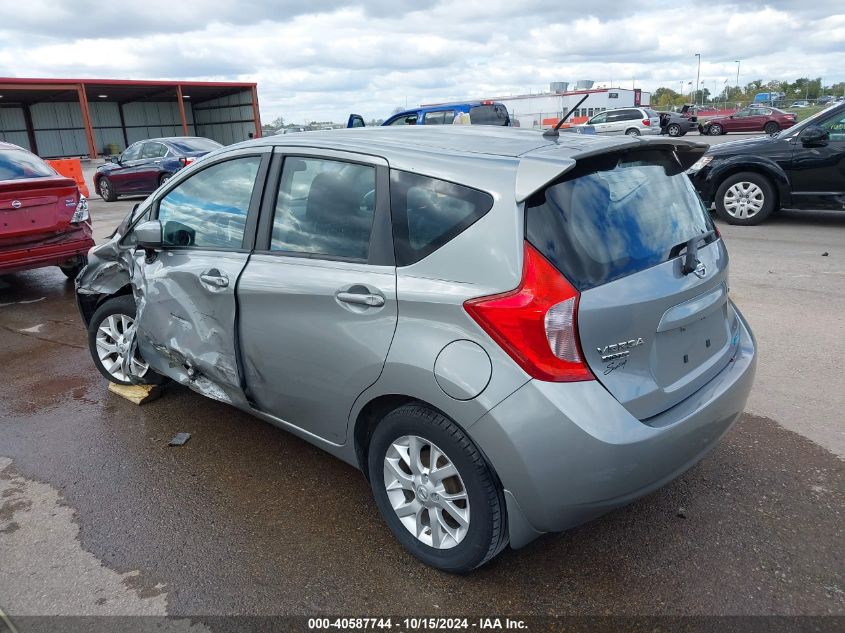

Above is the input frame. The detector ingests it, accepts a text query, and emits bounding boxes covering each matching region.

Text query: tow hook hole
[683,354,689,364]
[706,339,711,348]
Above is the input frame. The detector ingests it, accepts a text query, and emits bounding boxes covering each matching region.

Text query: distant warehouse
[436,83,652,128]
[0,77,262,158]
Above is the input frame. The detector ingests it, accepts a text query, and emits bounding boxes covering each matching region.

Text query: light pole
[694,53,701,107]
[735,60,741,100]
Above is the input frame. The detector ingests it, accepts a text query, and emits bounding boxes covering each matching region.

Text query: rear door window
[424,111,455,125]
[469,104,510,126]
[271,157,376,261]
[390,170,493,266]
[526,150,715,290]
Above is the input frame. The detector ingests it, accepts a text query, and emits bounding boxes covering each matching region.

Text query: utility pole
[694,53,701,107]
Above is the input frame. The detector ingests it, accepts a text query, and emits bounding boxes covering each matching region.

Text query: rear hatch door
[525,147,739,420]
[0,176,79,241]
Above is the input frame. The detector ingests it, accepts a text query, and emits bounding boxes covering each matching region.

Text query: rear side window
[390,170,493,266]
[0,149,55,180]
[469,105,510,126]
[271,157,376,261]
[424,111,455,125]
[526,150,715,290]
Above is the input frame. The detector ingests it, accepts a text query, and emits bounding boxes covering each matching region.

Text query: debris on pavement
[107,383,162,405]
[168,432,192,447]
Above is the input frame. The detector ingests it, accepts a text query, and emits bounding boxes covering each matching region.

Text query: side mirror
[134,220,163,250]
[347,114,366,128]
[106,155,120,164]
[800,125,829,146]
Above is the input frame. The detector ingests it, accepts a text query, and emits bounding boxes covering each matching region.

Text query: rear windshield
[526,150,715,290]
[167,138,223,153]
[469,105,510,126]
[0,149,55,181]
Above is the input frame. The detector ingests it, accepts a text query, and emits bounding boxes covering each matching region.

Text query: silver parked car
[583,106,661,136]
[76,126,757,572]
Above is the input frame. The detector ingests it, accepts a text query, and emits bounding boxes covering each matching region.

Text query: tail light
[70,195,89,223]
[179,156,196,167]
[464,243,594,382]
[642,119,651,126]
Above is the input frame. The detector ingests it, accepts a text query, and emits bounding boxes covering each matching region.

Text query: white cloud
[0,1,842,123]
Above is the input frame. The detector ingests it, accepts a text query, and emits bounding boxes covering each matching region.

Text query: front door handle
[200,269,229,289]
[336,291,385,307]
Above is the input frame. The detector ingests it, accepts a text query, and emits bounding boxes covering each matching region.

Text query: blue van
[348,101,511,128]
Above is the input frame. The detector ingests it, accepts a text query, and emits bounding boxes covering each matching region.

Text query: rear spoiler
[515,137,709,203]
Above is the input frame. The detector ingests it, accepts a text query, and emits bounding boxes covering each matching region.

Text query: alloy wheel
[383,435,470,550]
[99,180,112,199]
[95,313,149,382]
[723,181,765,219]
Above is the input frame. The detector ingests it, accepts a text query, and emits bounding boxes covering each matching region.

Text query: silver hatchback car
[77,126,756,572]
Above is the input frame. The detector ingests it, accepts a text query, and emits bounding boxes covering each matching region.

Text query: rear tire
[667,123,682,137]
[764,121,779,135]
[625,128,641,136]
[158,173,173,187]
[97,177,117,202]
[715,171,777,225]
[368,403,508,573]
[87,295,165,386]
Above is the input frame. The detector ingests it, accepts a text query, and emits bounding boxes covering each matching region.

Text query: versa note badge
[11,200,22,209]
[597,338,644,362]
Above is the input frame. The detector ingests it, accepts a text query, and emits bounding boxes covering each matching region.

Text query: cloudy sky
[1,1,843,124]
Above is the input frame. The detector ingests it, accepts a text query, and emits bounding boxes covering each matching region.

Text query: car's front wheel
[715,171,777,225]
[368,403,508,573]
[97,177,117,202]
[709,123,723,136]
[87,295,163,386]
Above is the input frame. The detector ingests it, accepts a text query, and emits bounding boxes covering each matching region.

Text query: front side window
[271,157,376,261]
[387,114,418,126]
[157,156,261,249]
[390,170,493,266]
[590,112,607,124]
[122,144,142,162]
[820,112,845,141]
[526,149,715,290]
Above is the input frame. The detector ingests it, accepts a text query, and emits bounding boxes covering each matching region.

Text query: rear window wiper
[672,230,716,275]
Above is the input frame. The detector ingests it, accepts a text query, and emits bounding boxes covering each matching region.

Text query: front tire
[87,295,163,385]
[368,403,507,573]
[709,123,723,136]
[97,177,117,202]
[715,171,777,225]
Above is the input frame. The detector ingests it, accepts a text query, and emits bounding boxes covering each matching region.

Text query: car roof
[389,101,505,117]
[220,126,706,201]
[133,137,214,144]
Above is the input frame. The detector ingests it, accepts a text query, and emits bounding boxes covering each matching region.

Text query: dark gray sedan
[659,105,699,136]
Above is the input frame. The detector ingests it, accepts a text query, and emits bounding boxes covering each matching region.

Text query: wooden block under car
[107,382,162,405]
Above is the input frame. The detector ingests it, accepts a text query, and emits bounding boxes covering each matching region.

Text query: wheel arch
[707,158,790,209]
[78,284,134,326]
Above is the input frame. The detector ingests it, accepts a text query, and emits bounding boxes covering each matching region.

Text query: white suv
[585,107,661,136]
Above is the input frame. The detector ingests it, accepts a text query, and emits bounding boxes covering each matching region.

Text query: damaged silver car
[77,127,756,572]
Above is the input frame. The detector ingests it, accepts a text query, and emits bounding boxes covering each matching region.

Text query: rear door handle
[200,269,229,289]
[336,291,385,307]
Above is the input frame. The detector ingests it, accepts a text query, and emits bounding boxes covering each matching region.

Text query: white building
[475,87,652,129]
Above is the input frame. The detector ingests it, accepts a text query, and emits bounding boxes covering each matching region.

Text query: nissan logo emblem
[11,200,22,209]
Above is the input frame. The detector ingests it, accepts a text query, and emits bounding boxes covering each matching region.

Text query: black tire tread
[373,402,508,571]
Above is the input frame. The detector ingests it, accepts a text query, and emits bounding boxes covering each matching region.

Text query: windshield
[526,149,715,290]
[0,149,56,181]
[167,138,223,153]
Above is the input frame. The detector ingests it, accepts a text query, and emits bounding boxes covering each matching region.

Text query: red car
[699,106,797,136]
[0,142,93,279]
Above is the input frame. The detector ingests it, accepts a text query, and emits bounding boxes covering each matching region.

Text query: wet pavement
[0,202,843,626]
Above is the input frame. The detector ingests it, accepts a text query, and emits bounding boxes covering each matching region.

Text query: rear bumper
[469,303,757,548]
[0,224,94,275]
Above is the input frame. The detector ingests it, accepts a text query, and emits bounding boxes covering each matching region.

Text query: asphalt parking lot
[1,133,843,630]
